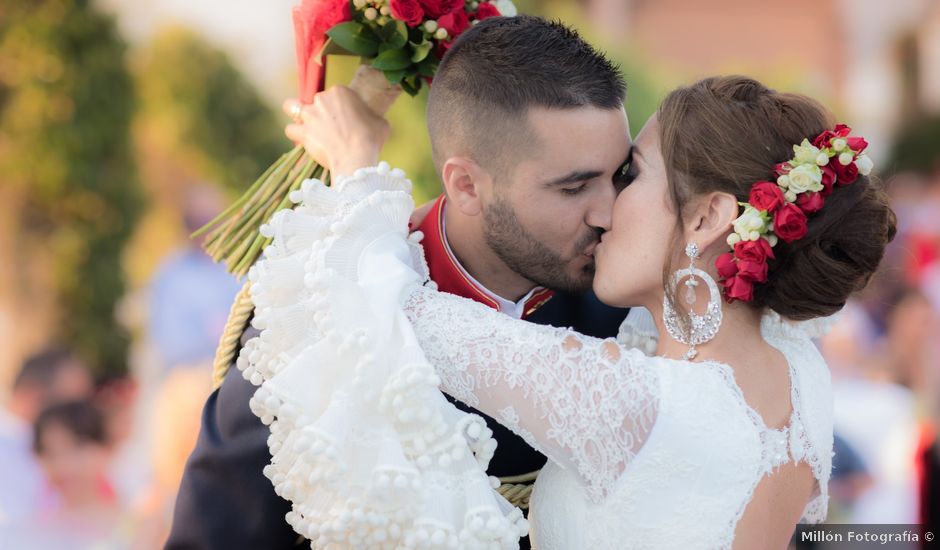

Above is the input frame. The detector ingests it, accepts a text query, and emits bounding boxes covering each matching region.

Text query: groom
[168,15,633,549]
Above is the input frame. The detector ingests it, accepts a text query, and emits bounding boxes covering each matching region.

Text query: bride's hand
[283,87,391,178]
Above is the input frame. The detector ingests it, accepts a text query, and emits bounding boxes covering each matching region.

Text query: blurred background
[1,0,938,547]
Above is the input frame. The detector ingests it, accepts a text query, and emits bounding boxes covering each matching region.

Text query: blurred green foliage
[887,115,940,175]
[134,27,286,193]
[0,0,143,378]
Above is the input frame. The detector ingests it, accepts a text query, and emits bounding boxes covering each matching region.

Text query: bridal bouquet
[195,0,516,276]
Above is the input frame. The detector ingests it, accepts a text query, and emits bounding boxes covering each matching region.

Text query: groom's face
[481,106,631,294]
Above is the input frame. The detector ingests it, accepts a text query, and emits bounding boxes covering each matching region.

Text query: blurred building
[584,0,940,160]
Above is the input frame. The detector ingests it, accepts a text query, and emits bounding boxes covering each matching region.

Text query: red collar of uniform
[414,195,554,319]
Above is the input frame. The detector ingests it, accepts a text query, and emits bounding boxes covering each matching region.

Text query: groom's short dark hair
[427,15,626,176]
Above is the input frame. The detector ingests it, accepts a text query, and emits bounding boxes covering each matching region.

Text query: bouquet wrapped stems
[193,65,401,277]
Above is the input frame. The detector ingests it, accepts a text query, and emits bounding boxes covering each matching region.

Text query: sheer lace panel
[403,285,660,503]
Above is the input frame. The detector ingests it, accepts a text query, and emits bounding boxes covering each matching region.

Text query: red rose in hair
[438,7,470,38]
[812,130,835,149]
[773,203,808,243]
[390,0,425,26]
[796,191,825,214]
[733,239,774,283]
[820,165,837,196]
[846,136,868,153]
[722,275,754,302]
[774,162,792,177]
[419,0,463,18]
[748,181,786,213]
[474,1,501,20]
[716,252,739,280]
[831,157,859,186]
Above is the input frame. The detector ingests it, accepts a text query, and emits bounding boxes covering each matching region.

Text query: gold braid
[211,283,254,390]
[496,470,540,509]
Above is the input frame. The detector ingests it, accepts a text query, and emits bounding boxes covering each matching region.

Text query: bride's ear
[686,191,739,249]
[441,157,492,216]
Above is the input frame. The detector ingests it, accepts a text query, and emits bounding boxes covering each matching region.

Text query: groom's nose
[584,181,617,231]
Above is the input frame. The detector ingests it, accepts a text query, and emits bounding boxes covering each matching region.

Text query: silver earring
[662,242,723,360]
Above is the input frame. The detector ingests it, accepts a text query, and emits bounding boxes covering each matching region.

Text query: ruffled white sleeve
[402,287,661,503]
[239,164,529,549]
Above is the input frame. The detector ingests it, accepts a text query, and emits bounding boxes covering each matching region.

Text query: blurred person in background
[6,400,139,549]
[141,183,243,545]
[0,346,93,527]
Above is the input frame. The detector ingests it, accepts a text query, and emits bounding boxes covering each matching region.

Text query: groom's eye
[561,184,588,196]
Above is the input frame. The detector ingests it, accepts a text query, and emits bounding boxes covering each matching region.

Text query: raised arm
[402,284,661,502]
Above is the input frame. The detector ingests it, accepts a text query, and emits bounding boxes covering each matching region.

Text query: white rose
[855,153,874,176]
[733,206,768,240]
[831,138,847,152]
[792,139,821,165]
[493,0,518,16]
[786,163,823,194]
[839,152,854,166]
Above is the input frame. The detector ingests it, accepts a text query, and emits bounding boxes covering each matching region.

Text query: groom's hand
[283,87,390,178]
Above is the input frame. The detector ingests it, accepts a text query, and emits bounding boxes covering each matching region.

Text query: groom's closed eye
[543,169,604,196]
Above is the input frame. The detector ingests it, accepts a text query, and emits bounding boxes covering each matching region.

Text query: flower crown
[716,124,873,303]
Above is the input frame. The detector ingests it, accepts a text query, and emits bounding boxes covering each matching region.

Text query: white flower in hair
[855,153,874,176]
[733,205,770,241]
[786,163,823,194]
[493,0,518,16]
[792,139,821,165]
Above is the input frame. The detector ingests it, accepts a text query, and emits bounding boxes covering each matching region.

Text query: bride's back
[728,348,817,548]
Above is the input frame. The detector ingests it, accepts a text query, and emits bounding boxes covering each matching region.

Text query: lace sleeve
[403,285,660,503]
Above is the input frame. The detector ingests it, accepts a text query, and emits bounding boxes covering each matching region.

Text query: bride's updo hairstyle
[658,76,896,320]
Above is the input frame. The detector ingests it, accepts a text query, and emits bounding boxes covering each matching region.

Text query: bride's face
[593,115,675,308]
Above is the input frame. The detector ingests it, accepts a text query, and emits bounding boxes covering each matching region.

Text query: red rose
[474,1,501,19]
[833,124,851,137]
[773,203,808,243]
[820,165,837,196]
[438,7,470,39]
[299,0,352,34]
[846,136,868,153]
[796,191,825,214]
[294,0,353,101]
[733,239,774,283]
[390,0,425,26]
[734,238,775,264]
[722,275,754,302]
[715,252,739,280]
[748,181,786,213]
[774,162,792,177]
[419,0,463,18]
[812,130,836,149]
[831,157,859,186]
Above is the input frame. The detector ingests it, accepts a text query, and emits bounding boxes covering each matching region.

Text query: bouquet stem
[195,65,402,278]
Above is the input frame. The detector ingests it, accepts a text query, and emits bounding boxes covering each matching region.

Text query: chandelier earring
[662,242,723,360]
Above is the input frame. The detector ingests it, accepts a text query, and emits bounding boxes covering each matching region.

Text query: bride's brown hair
[658,76,896,320]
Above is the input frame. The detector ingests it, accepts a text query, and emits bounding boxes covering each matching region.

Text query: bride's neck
[645,297,768,365]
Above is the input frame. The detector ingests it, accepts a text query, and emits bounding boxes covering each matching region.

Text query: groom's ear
[441,157,492,217]
[688,191,739,249]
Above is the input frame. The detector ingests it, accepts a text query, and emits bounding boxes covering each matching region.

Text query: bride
[242,76,896,549]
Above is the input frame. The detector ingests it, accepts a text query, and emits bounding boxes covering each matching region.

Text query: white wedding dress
[238,165,834,550]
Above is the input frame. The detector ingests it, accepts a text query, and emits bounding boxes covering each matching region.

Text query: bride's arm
[402,284,661,502]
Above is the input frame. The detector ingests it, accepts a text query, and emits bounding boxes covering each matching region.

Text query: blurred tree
[0,0,143,378]
[133,27,286,194]
[887,115,940,175]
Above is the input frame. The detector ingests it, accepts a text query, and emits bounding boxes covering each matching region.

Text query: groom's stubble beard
[482,195,599,295]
